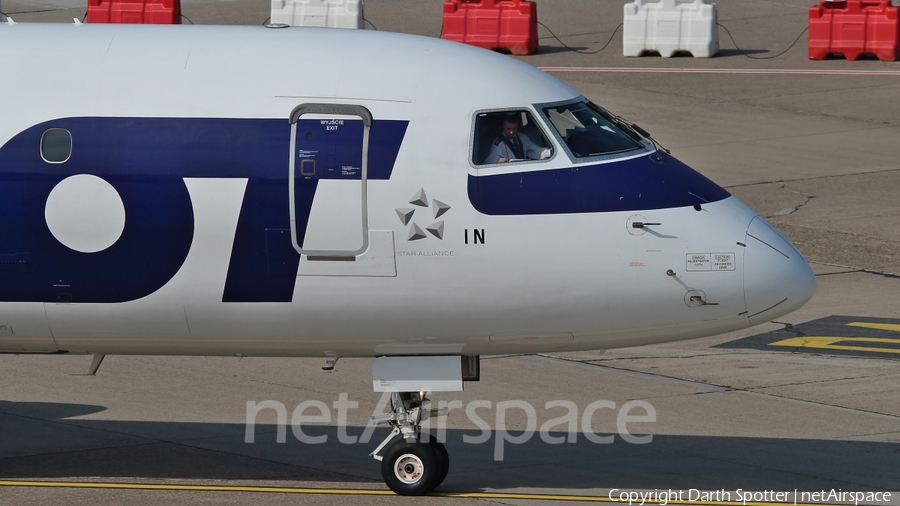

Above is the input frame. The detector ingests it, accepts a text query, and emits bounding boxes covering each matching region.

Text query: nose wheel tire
[428,438,449,490]
[381,441,443,496]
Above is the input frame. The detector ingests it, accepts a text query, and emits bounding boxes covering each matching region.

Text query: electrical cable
[536,21,622,55]
[536,19,807,60]
[364,17,377,30]
[0,10,8,22]
[718,22,808,60]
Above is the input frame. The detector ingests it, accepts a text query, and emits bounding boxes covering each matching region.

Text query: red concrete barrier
[87,0,182,24]
[809,0,899,61]
[442,0,538,56]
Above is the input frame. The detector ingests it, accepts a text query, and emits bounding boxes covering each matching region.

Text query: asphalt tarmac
[1,1,899,505]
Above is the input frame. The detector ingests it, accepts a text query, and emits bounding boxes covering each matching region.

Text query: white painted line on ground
[539,67,900,76]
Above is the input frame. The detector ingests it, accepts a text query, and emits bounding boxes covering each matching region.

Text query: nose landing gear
[369,391,449,495]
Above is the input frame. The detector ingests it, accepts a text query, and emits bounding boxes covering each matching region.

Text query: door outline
[288,103,372,258]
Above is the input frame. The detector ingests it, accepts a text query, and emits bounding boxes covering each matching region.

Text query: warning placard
[712,253,735,271]
[686,253,710,271]
[687,253,735,272]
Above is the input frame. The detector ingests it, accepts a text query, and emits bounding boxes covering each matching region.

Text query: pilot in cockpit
[484,112,552,164]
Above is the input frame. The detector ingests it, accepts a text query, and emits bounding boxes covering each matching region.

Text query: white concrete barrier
[271,0,365,29]
[623,0,719,58]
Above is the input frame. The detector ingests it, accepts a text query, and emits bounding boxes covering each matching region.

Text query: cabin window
[41,128,72,164]
[472,110,553,166]
[541,101,643,159]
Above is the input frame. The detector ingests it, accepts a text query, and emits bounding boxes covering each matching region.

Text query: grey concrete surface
[2,0,899,504]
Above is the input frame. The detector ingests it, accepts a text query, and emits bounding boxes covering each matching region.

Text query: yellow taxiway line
[770,336,900,355]
[0,480,848,505]
[847,322,900,333]
[767,320,900,355]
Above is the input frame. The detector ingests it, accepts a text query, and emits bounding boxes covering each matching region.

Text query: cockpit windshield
[541,101,645,159]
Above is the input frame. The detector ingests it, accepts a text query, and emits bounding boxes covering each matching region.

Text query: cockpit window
[472,110,553,166]
[541,101,644,159]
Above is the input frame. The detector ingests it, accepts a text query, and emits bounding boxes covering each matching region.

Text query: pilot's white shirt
[484,132,547,164]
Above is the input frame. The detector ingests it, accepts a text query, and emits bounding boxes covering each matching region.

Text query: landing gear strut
[369,392,449,495]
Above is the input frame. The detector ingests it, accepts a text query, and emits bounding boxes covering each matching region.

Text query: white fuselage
[0,23,815,357]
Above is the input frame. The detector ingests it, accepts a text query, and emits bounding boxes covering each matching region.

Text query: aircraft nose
[743,217,816,325]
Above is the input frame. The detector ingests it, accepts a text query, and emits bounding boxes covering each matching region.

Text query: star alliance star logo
[395,188,450,241]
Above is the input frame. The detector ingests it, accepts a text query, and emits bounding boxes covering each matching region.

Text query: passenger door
[289,104,372,258]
